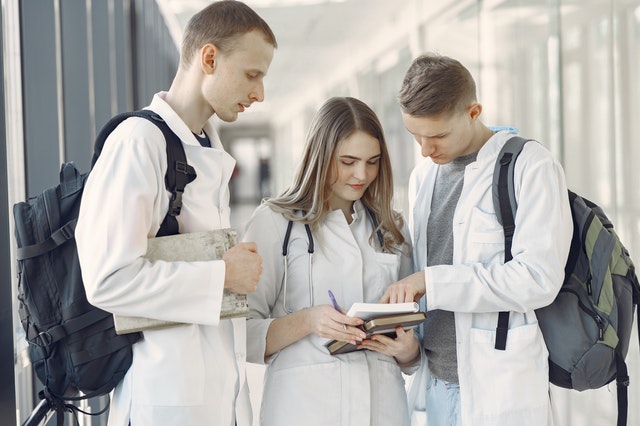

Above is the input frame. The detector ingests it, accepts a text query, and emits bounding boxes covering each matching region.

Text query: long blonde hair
[266,96,406,253]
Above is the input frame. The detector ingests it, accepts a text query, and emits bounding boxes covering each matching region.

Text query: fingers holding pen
[306,305,365,343]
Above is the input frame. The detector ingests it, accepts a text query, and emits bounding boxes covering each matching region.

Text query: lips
[349,184,365,190]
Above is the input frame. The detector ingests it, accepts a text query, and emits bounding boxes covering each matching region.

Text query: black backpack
[492,136,640,426]
[13,110,196,425]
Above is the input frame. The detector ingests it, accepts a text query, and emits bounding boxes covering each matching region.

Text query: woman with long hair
[244,96,418,425]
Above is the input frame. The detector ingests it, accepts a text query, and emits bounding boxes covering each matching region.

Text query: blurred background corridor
[2,0,640,424]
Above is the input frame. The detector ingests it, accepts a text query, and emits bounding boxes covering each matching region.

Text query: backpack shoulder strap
[492,136,529,228]
[492,136,530,350]
[91,110,197,237]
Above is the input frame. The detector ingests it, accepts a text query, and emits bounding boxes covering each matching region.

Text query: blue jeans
[425,376,461,426]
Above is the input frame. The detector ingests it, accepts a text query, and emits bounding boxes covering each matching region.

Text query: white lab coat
[406,131,572,426]
[76,93,251,426]
[244,202,414,426]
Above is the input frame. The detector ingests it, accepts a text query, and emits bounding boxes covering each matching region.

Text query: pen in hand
[328,290,347,330]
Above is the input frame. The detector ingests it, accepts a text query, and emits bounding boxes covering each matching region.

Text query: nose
[353,162,371,181]
[417,136,435,157]
[250,82,265,103]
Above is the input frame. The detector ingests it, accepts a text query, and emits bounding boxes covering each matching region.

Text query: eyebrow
[339,154,382,161]
[247,68,267,77]
[428,132,448,138]
[405,126,449,138]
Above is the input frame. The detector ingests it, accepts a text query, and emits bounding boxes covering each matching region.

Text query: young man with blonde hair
[76,2,277,425]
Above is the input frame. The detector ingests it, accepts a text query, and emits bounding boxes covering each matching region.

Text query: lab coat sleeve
[425,143,573,313]
[243,204,283,363]
[76,119,224,325]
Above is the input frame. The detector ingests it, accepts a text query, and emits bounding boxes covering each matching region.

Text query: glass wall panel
[377,46,414,214]
[613,0,640,261]
[561,1,615,207]
[478,0,562,157]
[423,1,480,76]
[613,2,640,424]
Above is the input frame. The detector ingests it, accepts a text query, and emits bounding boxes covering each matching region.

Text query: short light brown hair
[398,53,477,117]
[180,0,277,67]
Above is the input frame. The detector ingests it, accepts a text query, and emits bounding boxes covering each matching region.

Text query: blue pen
[328,290,347,330]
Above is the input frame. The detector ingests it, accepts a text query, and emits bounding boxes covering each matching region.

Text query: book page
[345,301,419,320]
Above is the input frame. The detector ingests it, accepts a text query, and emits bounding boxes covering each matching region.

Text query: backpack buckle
[169,191,183,216]
[60,222,74,240]
[617,376,630,387]
[37,331,53,348]
[175,161,189,175]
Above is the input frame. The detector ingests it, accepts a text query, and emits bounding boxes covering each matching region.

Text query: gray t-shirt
[423,151,478,383]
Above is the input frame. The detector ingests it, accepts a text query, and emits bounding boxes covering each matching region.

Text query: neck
[470,123,494,153]
[165,69,213,134]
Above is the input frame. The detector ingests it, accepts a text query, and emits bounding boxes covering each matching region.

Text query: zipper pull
[594,314,604,340]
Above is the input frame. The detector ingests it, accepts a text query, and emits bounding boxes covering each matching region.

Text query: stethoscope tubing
[280,207,383,314]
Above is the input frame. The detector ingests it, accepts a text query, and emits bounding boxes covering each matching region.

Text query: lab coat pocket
[132,328,205,406]
[372,252,402,299]
[467,207,504,264]
[262,361,340,425]
[374,357,410,425]
[468,323,548,418]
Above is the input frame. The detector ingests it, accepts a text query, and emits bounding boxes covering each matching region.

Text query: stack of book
[325,301,426,355]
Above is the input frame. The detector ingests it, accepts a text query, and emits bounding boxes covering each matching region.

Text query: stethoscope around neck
[280,208,384,314]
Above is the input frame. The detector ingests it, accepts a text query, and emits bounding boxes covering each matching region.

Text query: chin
[430,156,450,164]
[216,112,238,123]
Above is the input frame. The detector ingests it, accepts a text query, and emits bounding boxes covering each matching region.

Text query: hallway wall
[2,0,180,423]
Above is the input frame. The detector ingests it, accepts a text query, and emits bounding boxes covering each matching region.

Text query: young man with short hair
[381,54,572,425]
[76,2,277,425]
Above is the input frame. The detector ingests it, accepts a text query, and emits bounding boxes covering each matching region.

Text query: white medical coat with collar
[244,202,414,426]
[76,93,251,426]
[406,131,572,426]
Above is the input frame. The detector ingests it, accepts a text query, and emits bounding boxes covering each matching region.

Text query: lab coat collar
[326,199,366,224]
[475,129,520,164]
[147,92,224,150]
[351,200,366,222]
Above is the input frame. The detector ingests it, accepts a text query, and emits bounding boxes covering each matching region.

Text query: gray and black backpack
[492,136,640,426]
[13,110,196,425]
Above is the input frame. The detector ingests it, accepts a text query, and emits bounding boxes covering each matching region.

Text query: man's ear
[200,44,218,74]
[468,102,482,121]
